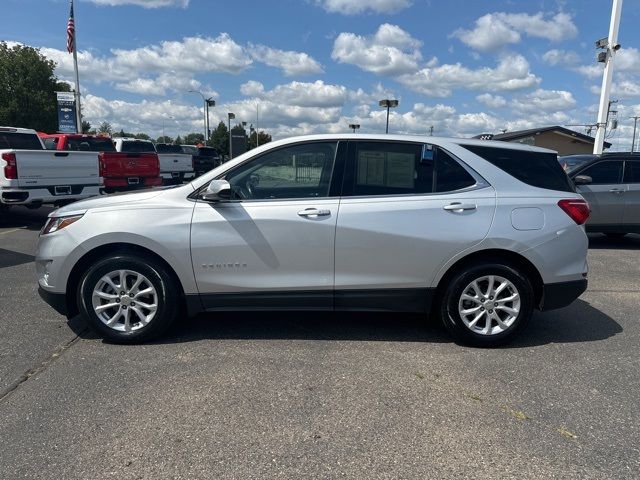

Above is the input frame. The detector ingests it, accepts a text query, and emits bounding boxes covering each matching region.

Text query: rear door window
[435,150,476,192]
[120,141,155,153]
[624,161,639,183]
[580,161,623,184]
[462,145,574,192]
[0,132,43,150]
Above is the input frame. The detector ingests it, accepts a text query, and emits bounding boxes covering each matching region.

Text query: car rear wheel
[77,254,180,343]
[439,262,534,347]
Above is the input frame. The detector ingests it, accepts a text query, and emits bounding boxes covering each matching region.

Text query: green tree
[134,133,150,140]
[174,135,183,145]
[81,120,92,133]
[0,42,71,132]
[248,130,272,150]
[209,121,229,155]
[156,135,173,144]
[98,121,113,135]
[184,132,205,145]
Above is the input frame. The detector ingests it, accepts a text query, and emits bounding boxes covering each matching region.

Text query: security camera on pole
[593,0,623,154]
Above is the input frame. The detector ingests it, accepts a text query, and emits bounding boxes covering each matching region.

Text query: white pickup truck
[113,138,194,185]
[0,127,101,210]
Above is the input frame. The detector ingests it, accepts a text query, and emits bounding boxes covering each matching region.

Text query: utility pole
[429,126,434,136]
[631,116,640,152]
[594,0,623,154]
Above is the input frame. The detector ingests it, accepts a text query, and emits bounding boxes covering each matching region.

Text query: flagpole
[71,0,82,133]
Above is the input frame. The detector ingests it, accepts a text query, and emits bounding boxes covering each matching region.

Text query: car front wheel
[440,262,534,347]
[77,254,180,343]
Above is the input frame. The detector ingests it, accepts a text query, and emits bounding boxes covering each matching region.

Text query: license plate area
[171,172,181,178]
[127,177,140,185]
[54,186,71,195]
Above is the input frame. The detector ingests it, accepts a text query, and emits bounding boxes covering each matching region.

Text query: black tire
[605,232,627,239]
[439,262,534,347]
[77,254,180,343]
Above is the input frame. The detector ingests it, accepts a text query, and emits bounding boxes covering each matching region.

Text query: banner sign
[56,91,77,133]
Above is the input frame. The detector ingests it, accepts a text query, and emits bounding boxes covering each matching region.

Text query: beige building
[474,126,611,155]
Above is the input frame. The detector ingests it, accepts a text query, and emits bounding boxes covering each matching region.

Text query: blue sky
[3,0,640,149]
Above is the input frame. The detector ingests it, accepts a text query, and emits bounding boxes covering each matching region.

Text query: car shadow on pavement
[64,297,621,347]
[588,233,640,250]
[507,299,622,348]
[0,247,35,268]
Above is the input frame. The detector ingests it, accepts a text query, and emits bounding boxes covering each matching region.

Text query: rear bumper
[0,186,101,205]
[102,176,162,189]
[540,279,588,311]
[38,286,68,316]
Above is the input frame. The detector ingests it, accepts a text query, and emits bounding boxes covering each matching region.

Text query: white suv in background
[36,134,589,347]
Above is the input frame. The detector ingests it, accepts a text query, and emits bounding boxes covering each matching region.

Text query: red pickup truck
[39,134,162,193]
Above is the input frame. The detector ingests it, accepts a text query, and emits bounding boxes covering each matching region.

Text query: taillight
[98,152,106,177]
[2,152,17,179]
[558,199,590,225]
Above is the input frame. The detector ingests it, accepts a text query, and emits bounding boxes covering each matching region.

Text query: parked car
[36,134,589,347]
[141,142,194,185]
[181,145,222,178]
[564,153,640,237]
[559,154,593,173]
[1,127,101,210]
[40,133,162,194]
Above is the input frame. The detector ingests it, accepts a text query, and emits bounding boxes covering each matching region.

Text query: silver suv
[36,134,589,347]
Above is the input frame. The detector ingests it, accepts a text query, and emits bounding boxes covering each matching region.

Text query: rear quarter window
[0,133,43,150]
[462,145,574,193]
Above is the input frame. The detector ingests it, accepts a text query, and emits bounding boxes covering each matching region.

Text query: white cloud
[511,89,576,114]
[86,0,189,7]
[240,80,348,108]
[452,12,578,52]
[332,24,422,75]
[115,73,217,97]
[315,0,412,15]
[397,54,540,97]
[248,45,324,76]
[542,49,581,66]
[476,93,507,108]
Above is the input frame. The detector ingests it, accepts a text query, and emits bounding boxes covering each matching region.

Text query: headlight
[41,214,84,235]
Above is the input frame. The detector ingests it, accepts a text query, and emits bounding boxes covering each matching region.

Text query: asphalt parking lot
[0,206,639,479]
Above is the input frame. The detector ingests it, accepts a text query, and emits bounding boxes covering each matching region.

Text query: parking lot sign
[56,91,78,133]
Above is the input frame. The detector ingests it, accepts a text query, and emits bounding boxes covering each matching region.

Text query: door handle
[609,188,625,194]
[297,208,331,217]
[443,203,477,212]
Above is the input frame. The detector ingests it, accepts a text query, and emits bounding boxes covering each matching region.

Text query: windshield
[120,141,155,153]
[65,137,116,152]
[155,144,183,154]
[559,155,595,173]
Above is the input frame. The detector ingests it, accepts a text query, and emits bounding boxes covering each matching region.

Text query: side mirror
[574,175,592,185]
[202,179,232,202]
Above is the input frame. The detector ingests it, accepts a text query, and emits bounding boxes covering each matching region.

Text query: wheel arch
[65,242,188,317]
[433,249,544,310]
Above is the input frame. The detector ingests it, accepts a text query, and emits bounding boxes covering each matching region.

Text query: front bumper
[38,286,68,316]
[540,279,588,311]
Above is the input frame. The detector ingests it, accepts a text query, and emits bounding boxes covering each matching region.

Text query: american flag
[66,1,75,54]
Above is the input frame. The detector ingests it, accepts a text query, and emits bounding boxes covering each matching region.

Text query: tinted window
[225,141,337,200]
[0,132,43,150]
[197,147,219,157]
[435,150,476,192]
[155,144,183,154]
[624,161,639,183]
[42,138,57,150]
[181,145,197,155]
[120,141,155,153]
[65,137,116,152]
[463,145,574,192]
[581,161,623,184]
[559,155,595,173]
[346,142,430,196]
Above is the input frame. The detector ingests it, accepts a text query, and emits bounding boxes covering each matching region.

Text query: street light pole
[188,90,209,144]
[228,112,235,159]
[631,116,640,152]
[349,123,360,133]
[379,99,399,134]
[593,0,624,154]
